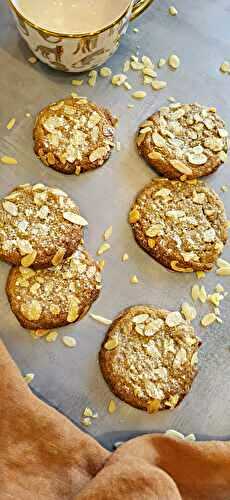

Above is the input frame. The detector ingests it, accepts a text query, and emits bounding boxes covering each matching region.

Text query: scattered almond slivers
[201,313,217,327]
[97,242,110,255]
[171,261,193,272]
[90,313,112,325]
[220,61,230,74]
[168,54,180,69]
[122,253,129,262]
[100,67,112,78]
[108,399,117,414]
[6,118,16,130]
[21,250,37,267]
[103,225,113,241]
[88,70,97,87]
[72,79,83,86]
[67,298,79,323]
[46,331,58,343]
[216,257,230,276]
[1,155,17,165]
[63,212,88,226]
[168,6,178,16]
[181,302,197,322]
[51,248,66,266]
[62,336,77,347]
[152,80,167,90]
[130,275,139,284]
[104,337,119,350]
[132,91,146,99]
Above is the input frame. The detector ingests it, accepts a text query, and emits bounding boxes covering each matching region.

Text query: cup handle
[130,0,154,20]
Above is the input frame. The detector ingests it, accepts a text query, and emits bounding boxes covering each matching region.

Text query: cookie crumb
[28,56,37,64]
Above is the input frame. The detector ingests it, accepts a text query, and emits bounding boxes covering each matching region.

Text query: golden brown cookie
[129,179,228,272]
[34,96,117,174]
[0,183,86,269]
[137,103,228,179]
[6,245,102,329]
[99,305,200,412]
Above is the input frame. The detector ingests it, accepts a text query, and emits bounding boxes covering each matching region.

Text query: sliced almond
[62,336,77,347]
[100,67,112,77]
[147,399,161,413]
[97,242,110,256]
[168,54,180,69]
[216,258,230,268]
[168,6,178,15]
[148,151,164,161]
[216,267,230,276]
[72,79,83,86]
[67,299,79,323]
[63,212,88,226]
[6,118,16,130]
[122,253,129,262]
[46,331,58,343]
[152,80,167,90]
[104,337,119,350]
[129,208,140,223]
[108,399,117,414]
[171,160,193,175]
[171,261,193,272]
[3,200,18,216]
[21,250,37,267]
[191,284,200,301]
[132,313,149,324]
[201,313,217,327]
[1,156,18,165]
[130,275,139,284]
[181,302,197,322]
[24,373,34,384]
[21,300,42,320]
[112,74,127,86]
[90,313,112,325]
[132,91,146,99]
[166,311,183,327]
[52,248,66,266]
[89,146,108,162]
[103,225,113,241]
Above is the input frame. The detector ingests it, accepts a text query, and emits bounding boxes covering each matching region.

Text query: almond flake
[62,336,77,347]
[188,153,208,165]
[122,253,129,262]
[52,248,66,266]
[168,54,180,69]
[220,61,230,74]
[171,261,193,272]
[152,132,166,147]
[83,407,94,417]
[112,74,127,86]
[148,151,164,161]
[104,225,113,241]
[89,146,108,162]
[6,118,16,130]
[171,160,193,175]
[132,314,149,324]
[166,311,183,327]
[123,60,130,72]
[1,156,17,165]
[147,399,161,413]
[130,275,139,284]
[46,331,58,343]
[104,337,119,350]
[100,67,112,78]
[201,313,217,327]
[129,208,140,223]
[196,271,205,279]
[21,250,37,267]
[88,70,97,87]
[108,400,117,414]
[217,258,230,268]
[158,58,166,68]
[132,91,146,99]
[216,267,230,276]
[191,284,200,301]
[72,79,83,86]
[181,302,197,322]
[152,80,167,90]
[216,283,224,293]
[142,55,153,67]
[24,373,34,384]
[63,212,88,226]
[67,298,79,323]
[21,300,42,320]
[142,67,157,77]
[90,313,112,325]
[3,200,18,216]
[199,285,207,303]
[97,242,110,255]
[168,6,178,15]
[165,429,185,439]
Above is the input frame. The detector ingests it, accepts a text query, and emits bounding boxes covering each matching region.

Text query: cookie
[6,245,102,329]
[137,103,228,179]
[99,305,200,412]
[34,96,117,175]
[129,179,228,272]
[0,183,86,269]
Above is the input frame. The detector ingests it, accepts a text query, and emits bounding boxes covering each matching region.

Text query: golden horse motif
[35,45,67,70]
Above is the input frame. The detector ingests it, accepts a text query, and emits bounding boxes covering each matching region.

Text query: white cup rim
[8,0,132,38]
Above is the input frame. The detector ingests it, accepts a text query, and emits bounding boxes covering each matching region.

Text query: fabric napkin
[1,339,230,500]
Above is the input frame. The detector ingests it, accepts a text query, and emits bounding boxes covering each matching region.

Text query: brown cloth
[1,340,230,500]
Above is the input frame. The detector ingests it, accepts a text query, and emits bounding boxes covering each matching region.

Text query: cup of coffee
[7,0,154,72]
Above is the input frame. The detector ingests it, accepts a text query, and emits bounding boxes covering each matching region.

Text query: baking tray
[1,0,230,451]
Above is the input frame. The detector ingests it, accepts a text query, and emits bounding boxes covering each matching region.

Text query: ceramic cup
[7,0,154,72]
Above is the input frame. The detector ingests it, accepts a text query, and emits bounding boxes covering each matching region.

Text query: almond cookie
[129,179,228,272]
[137,103,228,179]
[6,246,102,329]
[34,96,117,175]
[0,183,86,269]
[99,305,200,412]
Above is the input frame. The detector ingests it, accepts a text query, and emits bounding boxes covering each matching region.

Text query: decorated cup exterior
[8,1,153,72]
